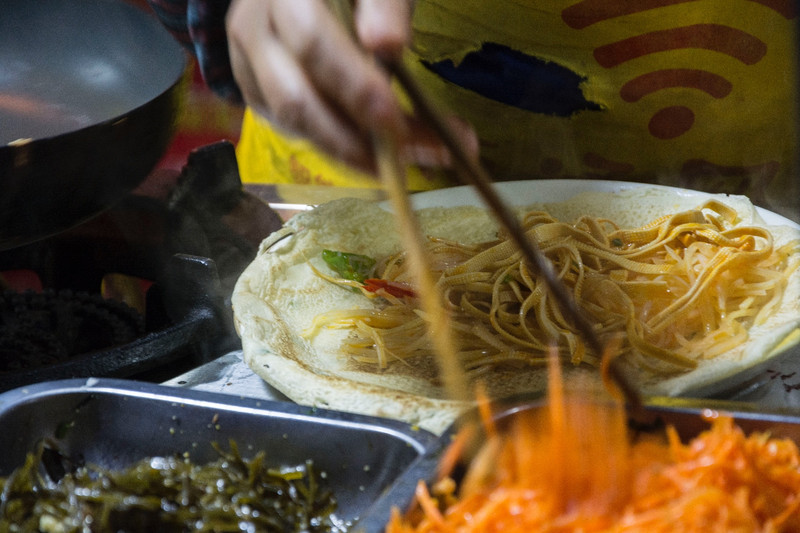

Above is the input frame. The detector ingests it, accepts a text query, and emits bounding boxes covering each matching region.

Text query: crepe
[232,185,800,434]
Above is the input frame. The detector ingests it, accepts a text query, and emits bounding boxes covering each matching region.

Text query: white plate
[407,179,800,229]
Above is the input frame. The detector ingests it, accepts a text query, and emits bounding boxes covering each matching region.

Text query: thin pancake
[232,186,800,434]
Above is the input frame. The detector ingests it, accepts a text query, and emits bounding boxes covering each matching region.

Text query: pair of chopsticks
[388,60,643,412]
[329,1,643,412]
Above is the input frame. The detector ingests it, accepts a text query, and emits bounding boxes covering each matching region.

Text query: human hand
[226,0,477,172]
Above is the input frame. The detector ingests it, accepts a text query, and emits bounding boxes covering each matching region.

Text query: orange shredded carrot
[386,378,800,533]
[474,382,497,440]
[436,425,474,483]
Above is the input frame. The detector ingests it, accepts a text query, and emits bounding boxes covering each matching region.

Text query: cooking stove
[0,141,283,391]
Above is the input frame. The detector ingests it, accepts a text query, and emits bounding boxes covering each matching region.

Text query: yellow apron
[236,0,798,216]
[235,108,453,191]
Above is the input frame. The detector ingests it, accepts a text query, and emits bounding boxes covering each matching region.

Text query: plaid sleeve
[147,0,242,104]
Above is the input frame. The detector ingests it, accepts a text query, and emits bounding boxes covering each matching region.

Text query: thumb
[355,0,411,61]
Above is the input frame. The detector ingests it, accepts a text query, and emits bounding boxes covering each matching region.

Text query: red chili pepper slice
[363,278,416,298]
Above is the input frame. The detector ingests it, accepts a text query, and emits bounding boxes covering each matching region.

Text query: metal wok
[0,0,187,250]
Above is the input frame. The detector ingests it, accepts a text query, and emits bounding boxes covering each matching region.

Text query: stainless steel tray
[0,378,438,527]
[354,397,800,532]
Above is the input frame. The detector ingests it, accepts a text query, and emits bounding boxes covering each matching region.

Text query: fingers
[226,0,479,174]
[400,116,480,169]
[355,0,411,61]
[227,0,372,165]
[226,0,409,169]
[270,0,408,137]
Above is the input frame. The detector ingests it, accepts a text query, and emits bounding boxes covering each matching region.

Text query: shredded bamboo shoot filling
[308,201,799,378]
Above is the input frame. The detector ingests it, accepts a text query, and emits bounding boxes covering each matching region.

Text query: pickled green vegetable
[0,441,347,532]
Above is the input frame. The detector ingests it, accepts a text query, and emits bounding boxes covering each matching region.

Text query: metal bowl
[0,378,438,525]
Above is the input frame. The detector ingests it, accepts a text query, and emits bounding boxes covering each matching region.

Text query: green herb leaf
[321,250,376,283]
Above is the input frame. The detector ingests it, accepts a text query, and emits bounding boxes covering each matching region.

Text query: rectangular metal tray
[0,378,438,527]
[354,397,800,532]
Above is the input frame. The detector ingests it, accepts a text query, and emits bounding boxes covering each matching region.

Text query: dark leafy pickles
[0,440,347,532]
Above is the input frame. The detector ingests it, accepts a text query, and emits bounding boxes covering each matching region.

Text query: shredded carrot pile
[386,381,800,532]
